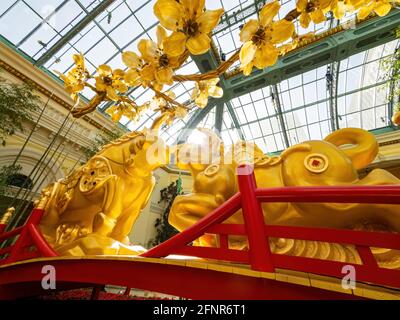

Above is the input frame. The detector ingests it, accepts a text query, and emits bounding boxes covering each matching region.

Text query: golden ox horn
[324,127,378,170]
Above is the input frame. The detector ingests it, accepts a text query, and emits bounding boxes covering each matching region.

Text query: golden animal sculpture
[38,115,169,256]
[170,128,400,268]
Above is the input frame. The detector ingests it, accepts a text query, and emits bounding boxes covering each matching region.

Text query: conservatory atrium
[0,0,400,300]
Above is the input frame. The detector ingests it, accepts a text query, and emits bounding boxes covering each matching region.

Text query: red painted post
[237,164,274,272]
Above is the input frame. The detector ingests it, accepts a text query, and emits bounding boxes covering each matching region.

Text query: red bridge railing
[0,208,57,265]
[142,164,400,289]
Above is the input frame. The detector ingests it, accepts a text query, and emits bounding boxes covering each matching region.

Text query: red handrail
[0,208,58,265]
[143,164,400,289]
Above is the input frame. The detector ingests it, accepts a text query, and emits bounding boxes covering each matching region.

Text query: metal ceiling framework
[177,8,400,146]
[271,84,290,148]
[1,0,399,149]
[34,0,117,66]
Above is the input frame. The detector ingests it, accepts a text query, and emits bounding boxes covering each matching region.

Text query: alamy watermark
[41,264,56,290]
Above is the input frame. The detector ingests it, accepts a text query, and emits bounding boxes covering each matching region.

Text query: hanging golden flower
[106,101,139,122]
[154,0,224,56]
[357,0,398,19]
[122,51,144,87]
[150,90,176,110]
[136,26,181,88]
[329,0,368,19]
[296,0,332,28]
[55,53,88,103]
[239,1,295,76]
[94,65,128,101]
[191,78,223,108]
[174,106,188,119]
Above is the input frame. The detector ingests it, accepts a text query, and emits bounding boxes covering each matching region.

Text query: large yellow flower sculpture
[154,0,224,56]
[94,65,128,101]
[138,26,181,88]
[239,1,295,76]
[56,0,398,126]
[191,78,223,108]
[296,0,332,28]
[122,51,143,87]
[106,102,139,122]
[55,53,87,103]
[358,0,399,19]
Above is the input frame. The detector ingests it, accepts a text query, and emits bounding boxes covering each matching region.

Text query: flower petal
[242,62,254,76]
[97,64,112,76]
[186,33,211,55]
[73,53,85,67]
[309,9,326,24]
[181,0,205,19]
[296,0,308,11]
[269,20,295,44]
[163,31,187,56]
[239,19,259,42]
[156,25,168,48]
[259,1,280,27]
[167,55,181,68]
[319,0,332,8]
[111,110,123,122]
[95,77,107,91]
[358,3,374,19]
[122,51,141,68]
[141,64,156,81]
[154,0,183,31]
[333,0,346,19]
[155,67,174,85]
[191,84,200,99]
[374,2,392,17]
[197,9,224,34]
[124,69,141,86]
[239,41,257,68]
[112,69,125,79]
[138,39,158,63]
[253,44,278,69]
[348,0,367,10]
[195,93,209,108]
[107,87,119,101]
[113,80,128,93]
[208,85,223,98]
[208,78,220,86]
[299,12,311,28]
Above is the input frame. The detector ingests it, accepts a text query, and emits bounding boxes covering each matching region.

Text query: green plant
[80,128,125,161]
[0,72,41,146]
[380,29,400,116]
[0,164,22,188]
[148,178,182,247]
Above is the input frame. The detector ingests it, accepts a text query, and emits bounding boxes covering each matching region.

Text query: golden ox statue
[170,128,400,268]
[38,116,169,256]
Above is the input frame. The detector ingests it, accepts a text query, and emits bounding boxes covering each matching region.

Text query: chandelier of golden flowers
[56,0,400,127]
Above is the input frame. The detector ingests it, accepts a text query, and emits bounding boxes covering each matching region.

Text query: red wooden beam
[264,225,400,249]
[142,193,242,258]
[0,258,365,300]
[255,186,400,204]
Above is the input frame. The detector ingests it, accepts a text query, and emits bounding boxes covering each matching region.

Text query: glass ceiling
[0,0,398,154]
